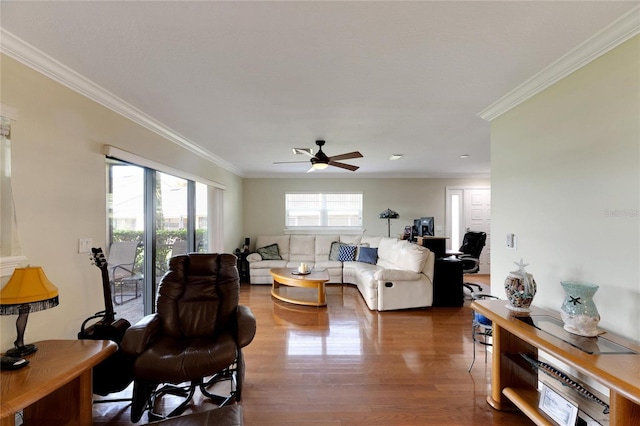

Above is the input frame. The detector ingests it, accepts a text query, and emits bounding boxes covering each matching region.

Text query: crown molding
[0,28,243,176]
[479,5,640,122]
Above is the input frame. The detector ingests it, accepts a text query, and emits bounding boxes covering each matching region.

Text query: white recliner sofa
[246,234,435,311]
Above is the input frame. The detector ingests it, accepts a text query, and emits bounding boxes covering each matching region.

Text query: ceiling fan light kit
[311,159,329,170]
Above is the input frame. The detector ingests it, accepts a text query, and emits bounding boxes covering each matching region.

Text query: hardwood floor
[93,275,533,425]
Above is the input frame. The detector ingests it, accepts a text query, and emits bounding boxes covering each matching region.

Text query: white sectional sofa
[246,234,435,311]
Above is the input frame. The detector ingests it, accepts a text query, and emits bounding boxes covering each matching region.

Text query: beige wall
[491,36,639,341]
[0,55,243,349]
[242,177,490,249]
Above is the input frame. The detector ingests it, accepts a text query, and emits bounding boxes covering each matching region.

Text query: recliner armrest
[374,269,422,281]
[236,305,257,348]
[121,313,162,356]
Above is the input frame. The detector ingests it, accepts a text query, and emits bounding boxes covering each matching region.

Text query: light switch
[506,234,516,249]
[78,238,93,253]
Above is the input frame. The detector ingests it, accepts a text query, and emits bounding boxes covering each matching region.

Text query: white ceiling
[1,1,637,178]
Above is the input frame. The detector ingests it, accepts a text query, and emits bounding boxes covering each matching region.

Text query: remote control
[1,355,29,370]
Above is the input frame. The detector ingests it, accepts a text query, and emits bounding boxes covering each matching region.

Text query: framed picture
[538,383,579,426]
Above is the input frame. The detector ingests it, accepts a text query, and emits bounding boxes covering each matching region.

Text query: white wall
[242,177,490,249]
[491,36,639,342]
[0,55,244,350]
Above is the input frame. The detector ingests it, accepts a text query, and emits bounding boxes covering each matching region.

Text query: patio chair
[468,292,499,372]
[170,239,188,257]
[107,241,142,305]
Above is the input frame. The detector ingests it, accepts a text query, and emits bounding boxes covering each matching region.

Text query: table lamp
[0,266,59,356]
[379,208,399,237]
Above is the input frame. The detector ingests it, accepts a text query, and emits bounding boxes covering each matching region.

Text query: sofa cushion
[377,237,398,262]
[340,235,362,245]
[289,235,315,262]
[337,245,357,261]
[328,241,343,261]
[397,241,429,273]
[252,259,287,269]
[361,236,383,248]
[357,246,378,264]
[315,235,340,261]
[255,235,290,261]
[257,243,281,260]
[314,260,343,269]
[355,243,369,259]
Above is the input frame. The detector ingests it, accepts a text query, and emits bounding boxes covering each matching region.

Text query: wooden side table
[0,339,117,426]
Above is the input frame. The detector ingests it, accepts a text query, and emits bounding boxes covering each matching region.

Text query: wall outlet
[78,238,93,253]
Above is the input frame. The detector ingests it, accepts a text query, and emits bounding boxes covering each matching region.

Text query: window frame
[284,192,364,235]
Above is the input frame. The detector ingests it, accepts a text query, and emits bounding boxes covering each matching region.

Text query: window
[285,193,363,231]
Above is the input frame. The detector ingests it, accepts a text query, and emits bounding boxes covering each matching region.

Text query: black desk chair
[457,231,487,294]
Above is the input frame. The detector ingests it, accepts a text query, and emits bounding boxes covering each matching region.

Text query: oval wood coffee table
[270,267,329,306]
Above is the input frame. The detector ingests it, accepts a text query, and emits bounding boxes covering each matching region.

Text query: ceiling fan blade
[329,161,359,171]
[273,161,309,164]
[328,151,363,161]
[293,148,315,158]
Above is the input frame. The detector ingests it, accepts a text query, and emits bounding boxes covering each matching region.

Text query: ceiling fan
[274,140,363,172]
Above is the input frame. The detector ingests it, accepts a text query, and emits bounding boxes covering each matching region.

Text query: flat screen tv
[413,217,434,237]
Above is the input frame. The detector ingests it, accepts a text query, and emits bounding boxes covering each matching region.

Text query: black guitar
[79,247,131,342]
[78,247,134,396]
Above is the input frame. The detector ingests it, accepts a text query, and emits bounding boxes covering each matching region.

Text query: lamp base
[5,343,37,357]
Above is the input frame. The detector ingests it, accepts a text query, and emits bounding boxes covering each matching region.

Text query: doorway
[445,187,491,274]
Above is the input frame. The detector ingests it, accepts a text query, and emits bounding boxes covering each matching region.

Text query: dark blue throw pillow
[337,245,357,262]
[357,246,378,264]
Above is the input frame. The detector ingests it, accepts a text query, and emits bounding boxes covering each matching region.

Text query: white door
[446,187,491,274]
[464,189,491,274]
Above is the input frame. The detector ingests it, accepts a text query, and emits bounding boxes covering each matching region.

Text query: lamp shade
[379,208,399,219]
[0,266,59,315]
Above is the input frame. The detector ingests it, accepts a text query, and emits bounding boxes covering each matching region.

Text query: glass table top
[517,315,637,355]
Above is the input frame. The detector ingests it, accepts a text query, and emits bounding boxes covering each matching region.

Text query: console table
[471,300,640,426]
[0,339,117,426]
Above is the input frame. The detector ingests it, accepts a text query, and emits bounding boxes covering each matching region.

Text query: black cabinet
[433,257,463,307]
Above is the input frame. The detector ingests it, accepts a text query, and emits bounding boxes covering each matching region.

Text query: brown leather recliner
[121,253,256,422]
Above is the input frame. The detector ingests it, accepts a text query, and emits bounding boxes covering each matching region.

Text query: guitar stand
[78,311,107,337]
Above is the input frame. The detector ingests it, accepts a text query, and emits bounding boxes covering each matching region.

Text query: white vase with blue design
[560,281,600,337]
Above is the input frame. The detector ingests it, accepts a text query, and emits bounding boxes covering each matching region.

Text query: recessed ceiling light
[293,148,313,155]
[389,154,403,160]
[460,154,470,159]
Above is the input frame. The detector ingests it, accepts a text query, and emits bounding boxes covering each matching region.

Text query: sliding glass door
[108,160,145,324]
[107,159,211,324]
